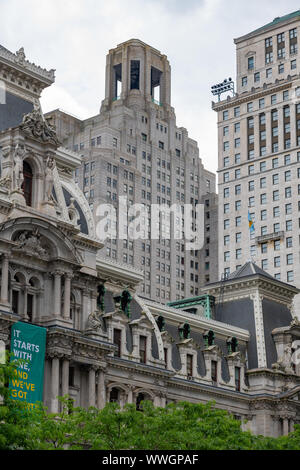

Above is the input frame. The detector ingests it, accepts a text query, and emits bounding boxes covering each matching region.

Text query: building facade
[213,9,300,313]
[46,39,218,304]
[1,41,300,440]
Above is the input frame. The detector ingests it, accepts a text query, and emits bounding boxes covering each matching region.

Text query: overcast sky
[1,0,300,173]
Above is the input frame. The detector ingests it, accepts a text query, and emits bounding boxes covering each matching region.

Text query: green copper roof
[236,9,300,41]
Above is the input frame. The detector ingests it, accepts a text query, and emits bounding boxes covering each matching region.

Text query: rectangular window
[187,354,193,378]
[211,361,217,385]
[235,367,241,392]
[139,336,147,364]
[113,329,122,357]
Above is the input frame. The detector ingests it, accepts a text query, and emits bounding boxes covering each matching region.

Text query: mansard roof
[235,9,300,43]
[227,261,274,281]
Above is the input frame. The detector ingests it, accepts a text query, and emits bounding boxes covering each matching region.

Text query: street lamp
[211,78,235,102]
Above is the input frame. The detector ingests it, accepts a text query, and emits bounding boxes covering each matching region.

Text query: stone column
[81,289,89,330]
[50,356,60,413]
[53,271,62,317]
[63,274,72,320]
[23,286,28,320]
[0,254,9,304]
[121,44,128,99]
[97,369,106,409]
[283,417,289,436]
[88,366,96,408]
[127,386,133,404]
[160,394,166,408]
[62,358,69,398]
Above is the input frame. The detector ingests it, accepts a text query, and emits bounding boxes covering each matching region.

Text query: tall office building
[213,10,300,313]
[47,39,218,303]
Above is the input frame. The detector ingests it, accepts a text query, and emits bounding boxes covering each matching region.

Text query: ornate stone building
[1,43,300,439]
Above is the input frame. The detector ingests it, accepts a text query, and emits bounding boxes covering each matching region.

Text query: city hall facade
[0,31,300,438]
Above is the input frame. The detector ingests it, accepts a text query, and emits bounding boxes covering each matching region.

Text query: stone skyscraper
[213,10,300,313]
[47,39,218,303]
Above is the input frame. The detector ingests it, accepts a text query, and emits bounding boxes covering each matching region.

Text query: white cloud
[1,0,300,174]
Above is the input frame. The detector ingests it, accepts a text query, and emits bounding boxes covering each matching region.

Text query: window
[234,107,240,117]
[287,271,294,282]
[248,57,254,70]
[223,110,229,121]
[187,354,193,378]
[139,336,147,364]
[266,52,273,64]
[262,259,268,270]
[248,180,254,191]
[266,68,272,78]
[113,329,122,357]
[209,359,218,387]
[254,72,260,82]
[242,76,247,86]
[265,37,272,47]
[235,367,241,392]
[287,253,293,265]
[278,64,284,74]
[291,59,297,70]
[23,161,33,207]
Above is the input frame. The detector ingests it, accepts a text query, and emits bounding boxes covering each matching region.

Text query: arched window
[109,388,120,403]
[136,393,145,411]
[22,161,33,206]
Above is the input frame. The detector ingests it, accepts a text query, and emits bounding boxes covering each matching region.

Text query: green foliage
[1,359,300,450]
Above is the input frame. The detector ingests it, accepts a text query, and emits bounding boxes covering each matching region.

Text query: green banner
[9,322,47,409]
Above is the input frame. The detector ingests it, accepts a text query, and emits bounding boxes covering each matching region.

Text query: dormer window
[211,360,217,385]
[139,336,147,363]
[187,354,193,378]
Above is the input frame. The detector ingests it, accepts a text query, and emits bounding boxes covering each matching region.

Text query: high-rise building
[46,39,218,303]
[213,10,300,313]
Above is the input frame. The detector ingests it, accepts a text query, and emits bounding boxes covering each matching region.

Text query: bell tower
[100,39,172,113]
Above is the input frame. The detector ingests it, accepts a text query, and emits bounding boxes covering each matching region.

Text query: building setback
[213,9,300,314]
[46,39,218,304]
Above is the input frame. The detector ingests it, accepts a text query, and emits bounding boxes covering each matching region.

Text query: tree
[1,357,300,450]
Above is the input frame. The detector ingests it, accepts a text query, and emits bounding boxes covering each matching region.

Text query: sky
[1,0,300,174]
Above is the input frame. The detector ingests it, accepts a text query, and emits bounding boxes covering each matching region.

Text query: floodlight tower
[211,78,235,102]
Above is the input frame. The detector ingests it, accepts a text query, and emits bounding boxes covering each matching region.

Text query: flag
[248,211,255,232]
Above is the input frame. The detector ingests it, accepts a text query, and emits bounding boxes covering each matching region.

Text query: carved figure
[45,155,55,201]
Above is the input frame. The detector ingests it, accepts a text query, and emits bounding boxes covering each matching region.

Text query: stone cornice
[144,299,250,342]
[0,45,55,84]
[107,356,174,379]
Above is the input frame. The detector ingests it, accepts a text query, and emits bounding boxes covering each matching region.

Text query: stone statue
[85,310,103,335]
[16,229,48,259]
[44,155,55,201]
[273,345,294,374]
[13,145,25,191]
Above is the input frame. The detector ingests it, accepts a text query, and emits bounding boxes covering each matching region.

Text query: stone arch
[0,217,83,264]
